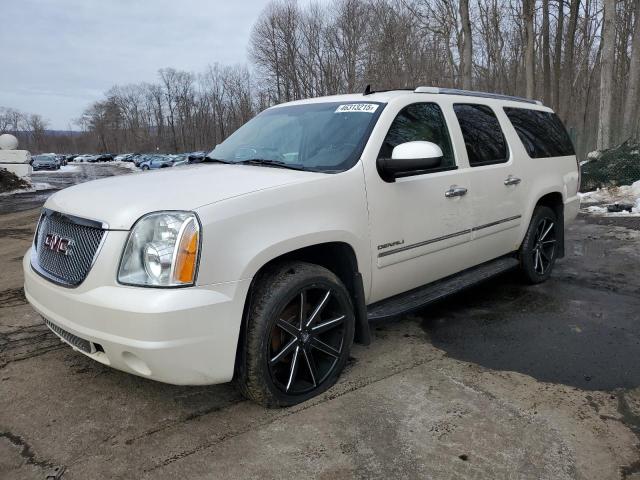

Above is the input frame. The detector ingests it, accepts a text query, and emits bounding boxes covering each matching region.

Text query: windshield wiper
[202,155,233,164]
[236,158,308,171]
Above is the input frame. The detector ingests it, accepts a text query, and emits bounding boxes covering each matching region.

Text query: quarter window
[379,103,455,169]
[453,104,508,166]
[503,107,575,158]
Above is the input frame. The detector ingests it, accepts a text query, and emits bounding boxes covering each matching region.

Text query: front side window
[503,107,575,158]
[453,104,508,166]
[378,103,455,169]
[208,102,383,173]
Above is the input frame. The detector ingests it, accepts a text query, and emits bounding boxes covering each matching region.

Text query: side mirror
[377,141,444,182]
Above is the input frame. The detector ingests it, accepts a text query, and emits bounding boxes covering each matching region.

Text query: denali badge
[44,233,74,256]
[377,239,405,250]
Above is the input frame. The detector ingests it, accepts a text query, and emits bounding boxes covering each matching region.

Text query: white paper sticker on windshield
[335,103,379,113]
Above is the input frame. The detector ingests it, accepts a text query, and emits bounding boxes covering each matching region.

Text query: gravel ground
[0,164,639,479]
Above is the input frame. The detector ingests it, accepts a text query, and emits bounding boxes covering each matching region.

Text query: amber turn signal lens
[173,221,199,284]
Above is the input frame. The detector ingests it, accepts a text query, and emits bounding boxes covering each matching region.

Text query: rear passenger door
[452,103,526,263]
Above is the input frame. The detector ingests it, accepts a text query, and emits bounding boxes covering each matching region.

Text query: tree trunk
[542,0,552,105]
[623,0,640,141]
[598,0,616,150]
[524,0,536,99]
[552,0,564,111]
[459,0,473,90]
[561,0,580,118]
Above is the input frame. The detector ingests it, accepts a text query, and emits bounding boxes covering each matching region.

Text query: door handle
[445,186,468,198]
[504,175,522,186]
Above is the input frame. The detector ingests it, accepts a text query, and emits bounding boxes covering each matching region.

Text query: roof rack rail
[363,85,415,96]
[414,86,542,106]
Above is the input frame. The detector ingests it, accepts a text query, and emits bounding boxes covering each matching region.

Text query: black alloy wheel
[267,287,348,395]
[519,205,559,283]
[531,216,557,275]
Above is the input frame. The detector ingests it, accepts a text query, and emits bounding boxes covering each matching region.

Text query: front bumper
[23,249,250,385]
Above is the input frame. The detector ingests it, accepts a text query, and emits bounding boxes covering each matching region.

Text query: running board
[367,256,520,321]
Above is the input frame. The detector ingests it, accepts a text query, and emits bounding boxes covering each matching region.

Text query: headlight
[118,211,201,287]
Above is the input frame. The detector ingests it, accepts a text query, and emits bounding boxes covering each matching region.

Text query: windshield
[207,101,384,172]
[34,155,55,162]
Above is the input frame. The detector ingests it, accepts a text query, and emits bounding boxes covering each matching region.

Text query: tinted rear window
[503,108,575,158]
[453,104,508,166]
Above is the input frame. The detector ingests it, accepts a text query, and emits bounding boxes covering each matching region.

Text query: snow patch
[586,205,608,214]
[586,150,602,161]
[33,165,80,174]
[580,181,640,216]
[0,181,54,197]
[114,161,138,171]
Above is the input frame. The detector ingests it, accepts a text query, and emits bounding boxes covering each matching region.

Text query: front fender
[194,166,372,296]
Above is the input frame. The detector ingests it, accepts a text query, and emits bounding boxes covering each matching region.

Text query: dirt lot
[1,164,639,479]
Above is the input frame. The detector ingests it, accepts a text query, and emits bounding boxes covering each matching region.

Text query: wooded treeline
[3,0,640,160]
[0,107,50,153]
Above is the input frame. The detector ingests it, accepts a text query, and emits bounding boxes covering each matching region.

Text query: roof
[272,87,552,112]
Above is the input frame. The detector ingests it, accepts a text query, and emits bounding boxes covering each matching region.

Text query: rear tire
[237,262,355,408]
[519,206,559,284]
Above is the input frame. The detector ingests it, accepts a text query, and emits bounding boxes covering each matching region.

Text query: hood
[45,164,323,230]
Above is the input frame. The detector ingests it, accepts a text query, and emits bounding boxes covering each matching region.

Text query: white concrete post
[0,134,32,178]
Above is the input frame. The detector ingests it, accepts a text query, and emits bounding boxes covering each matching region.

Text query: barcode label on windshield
[335,104,379,113]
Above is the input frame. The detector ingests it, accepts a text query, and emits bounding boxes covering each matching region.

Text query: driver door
[363,102,474,303]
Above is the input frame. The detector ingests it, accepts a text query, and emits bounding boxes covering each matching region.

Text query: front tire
[519,206,559,284]
[237,262,355,407]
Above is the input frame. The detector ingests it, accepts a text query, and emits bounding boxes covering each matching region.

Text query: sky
[0,0,280,130]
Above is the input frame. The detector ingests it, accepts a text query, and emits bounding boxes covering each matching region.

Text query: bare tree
[523,0,536,98]
[561,0,580,118]
[459,0,473,89]
[623,0,640,140]
[598,0,616,149]
[541,0,552,104]
[552,0,564,110]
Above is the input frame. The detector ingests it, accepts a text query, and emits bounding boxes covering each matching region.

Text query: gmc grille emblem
[44,233,74,256]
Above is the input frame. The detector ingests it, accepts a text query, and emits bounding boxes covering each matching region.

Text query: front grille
[45,318,93,353]
[32,209,105,287]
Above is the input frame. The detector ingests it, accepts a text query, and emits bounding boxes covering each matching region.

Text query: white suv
[24,87,579,407]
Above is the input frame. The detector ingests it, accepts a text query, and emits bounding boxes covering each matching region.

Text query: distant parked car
[133,154,154,167]
[96,154,114,162]
[168,154,189,167]
[31,155,59,171]
[43,153,62,168]
[114,153,134,162]
[172,158,189,167]
[65,154,78,162]
[187,151,206,163]
[139,155,174,170]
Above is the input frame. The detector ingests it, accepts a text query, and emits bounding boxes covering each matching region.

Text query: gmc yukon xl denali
[24,87,579,407]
